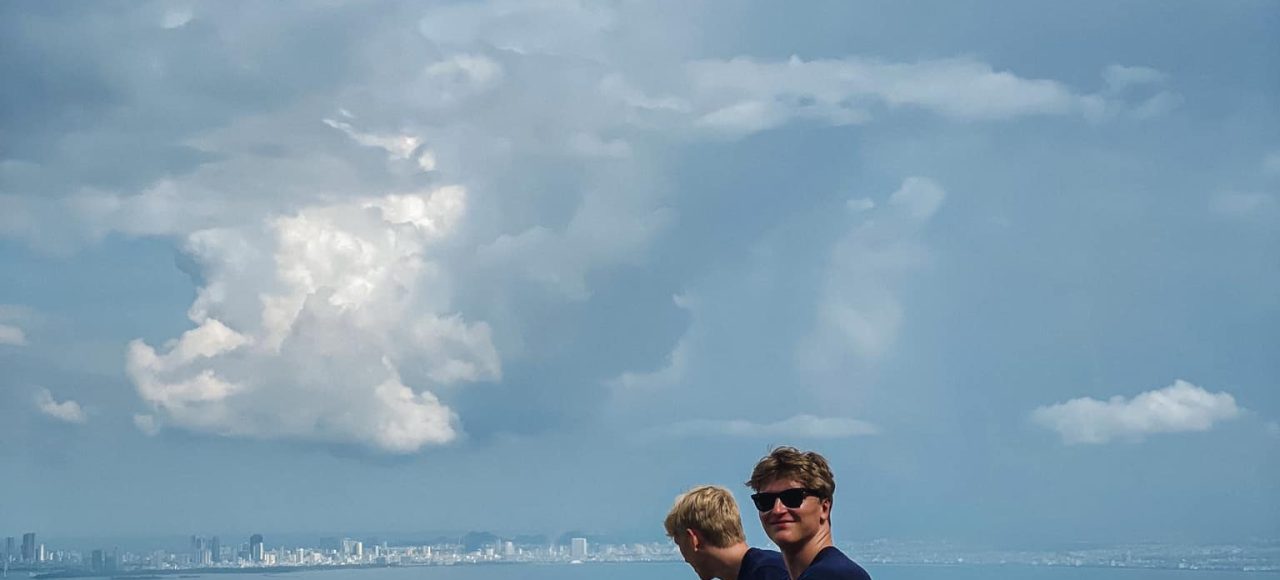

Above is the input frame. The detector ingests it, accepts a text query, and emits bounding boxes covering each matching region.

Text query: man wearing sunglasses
[746,447,871,580]
[664,485,790,580]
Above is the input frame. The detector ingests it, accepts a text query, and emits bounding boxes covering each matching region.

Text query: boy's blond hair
[663,485,747,548]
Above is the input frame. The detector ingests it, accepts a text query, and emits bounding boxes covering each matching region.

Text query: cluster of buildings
[2,531,681,575]
[181,535,264,567]
[1,533,271,573]
[3,533,44,566]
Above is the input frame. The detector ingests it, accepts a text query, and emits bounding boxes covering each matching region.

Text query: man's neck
[706,543,750,580]
[781,527,833,580]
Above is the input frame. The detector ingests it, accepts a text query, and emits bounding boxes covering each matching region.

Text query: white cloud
[1264,151,1280,175]
[608,294,694,391]
[657,414,879,439]
[323,118,423,161]
[888,176,946,220]
[1131,91,1183,120]
[798,177,945,370]
[1103,64,1167,91]
[0,323,27,346]
[680,56,1112,136]
[133,414,161,436]
[0,305,37,346]
[127,185,499,454]
[1031,379,1242,445]
[568,132,632,159]
[423,53,504,90]
[675,57,1186,136]
[35,388,88,424]
[418,0,615,56]
[1210,191,1277,218]
[608,335,690,391]
[846,198,876,212]
[160,7,194,29]
[475,195,674,300]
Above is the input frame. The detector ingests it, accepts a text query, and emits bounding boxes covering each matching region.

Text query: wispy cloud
[133,414,161,436]
[0,305,35,346]
[1210,191,1277,219]
[1032,380,1242,444]
[655,414,879,440]
[1263,151,1280,175]
[1102,64,1168,91]
[35,388,88,424]
[608,294,694,391]
[0,323,27,346]
[797,177,945,371]
[675,57,1175,136]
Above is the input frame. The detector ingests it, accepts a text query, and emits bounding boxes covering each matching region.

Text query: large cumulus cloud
[127,185,499,453]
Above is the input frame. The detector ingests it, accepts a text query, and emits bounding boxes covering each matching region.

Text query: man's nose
[769,498,788,514]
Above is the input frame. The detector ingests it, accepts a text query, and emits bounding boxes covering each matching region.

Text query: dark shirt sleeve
[797,547,872,580]
[740,548,792,580]
[753,563,791,580]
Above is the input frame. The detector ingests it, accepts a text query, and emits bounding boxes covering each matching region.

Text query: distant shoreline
[32,564,390,580]
[25,559,1280,578]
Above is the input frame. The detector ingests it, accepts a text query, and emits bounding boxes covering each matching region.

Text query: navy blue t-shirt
[739,547,790,580]
[796,546,872,580]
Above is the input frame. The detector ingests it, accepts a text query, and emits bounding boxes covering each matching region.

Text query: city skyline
[2,0,1277,548]
[5,527,1277,574]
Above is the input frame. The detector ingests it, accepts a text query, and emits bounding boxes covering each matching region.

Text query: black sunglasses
[750,488,824,511]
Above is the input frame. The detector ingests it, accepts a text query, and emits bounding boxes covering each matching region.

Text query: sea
[153,562,1275,580]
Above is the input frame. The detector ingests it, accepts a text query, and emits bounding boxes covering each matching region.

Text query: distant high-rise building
[210,537,221,563]
[91,550,105,572]
[21,533,35,563]
[249,534,264,563]
[4,537,13,563]
[503,541,515,557]
[570,537,587,560]
[36,545,46,563]
[191,536,205,564]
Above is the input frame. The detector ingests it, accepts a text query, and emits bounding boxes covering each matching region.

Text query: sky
[1,0,1278,549]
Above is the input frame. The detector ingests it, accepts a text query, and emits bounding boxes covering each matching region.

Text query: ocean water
[194,562,1276,580]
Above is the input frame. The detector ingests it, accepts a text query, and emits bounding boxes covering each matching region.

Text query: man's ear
[685,528,702,551]
[821,498,832,523]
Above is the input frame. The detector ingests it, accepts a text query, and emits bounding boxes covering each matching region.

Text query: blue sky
[1,0,1277,547]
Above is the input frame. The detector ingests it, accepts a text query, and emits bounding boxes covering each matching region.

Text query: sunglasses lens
[779,489,807,508]
[750,493,775,511]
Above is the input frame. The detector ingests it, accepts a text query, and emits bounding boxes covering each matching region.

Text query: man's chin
[767,532,801,549]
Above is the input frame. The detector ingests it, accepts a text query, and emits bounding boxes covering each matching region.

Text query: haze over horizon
[2,1,1277,547]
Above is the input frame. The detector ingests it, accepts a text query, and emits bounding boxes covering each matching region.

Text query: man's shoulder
[798,546,872,580]
[740,547,789,580]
